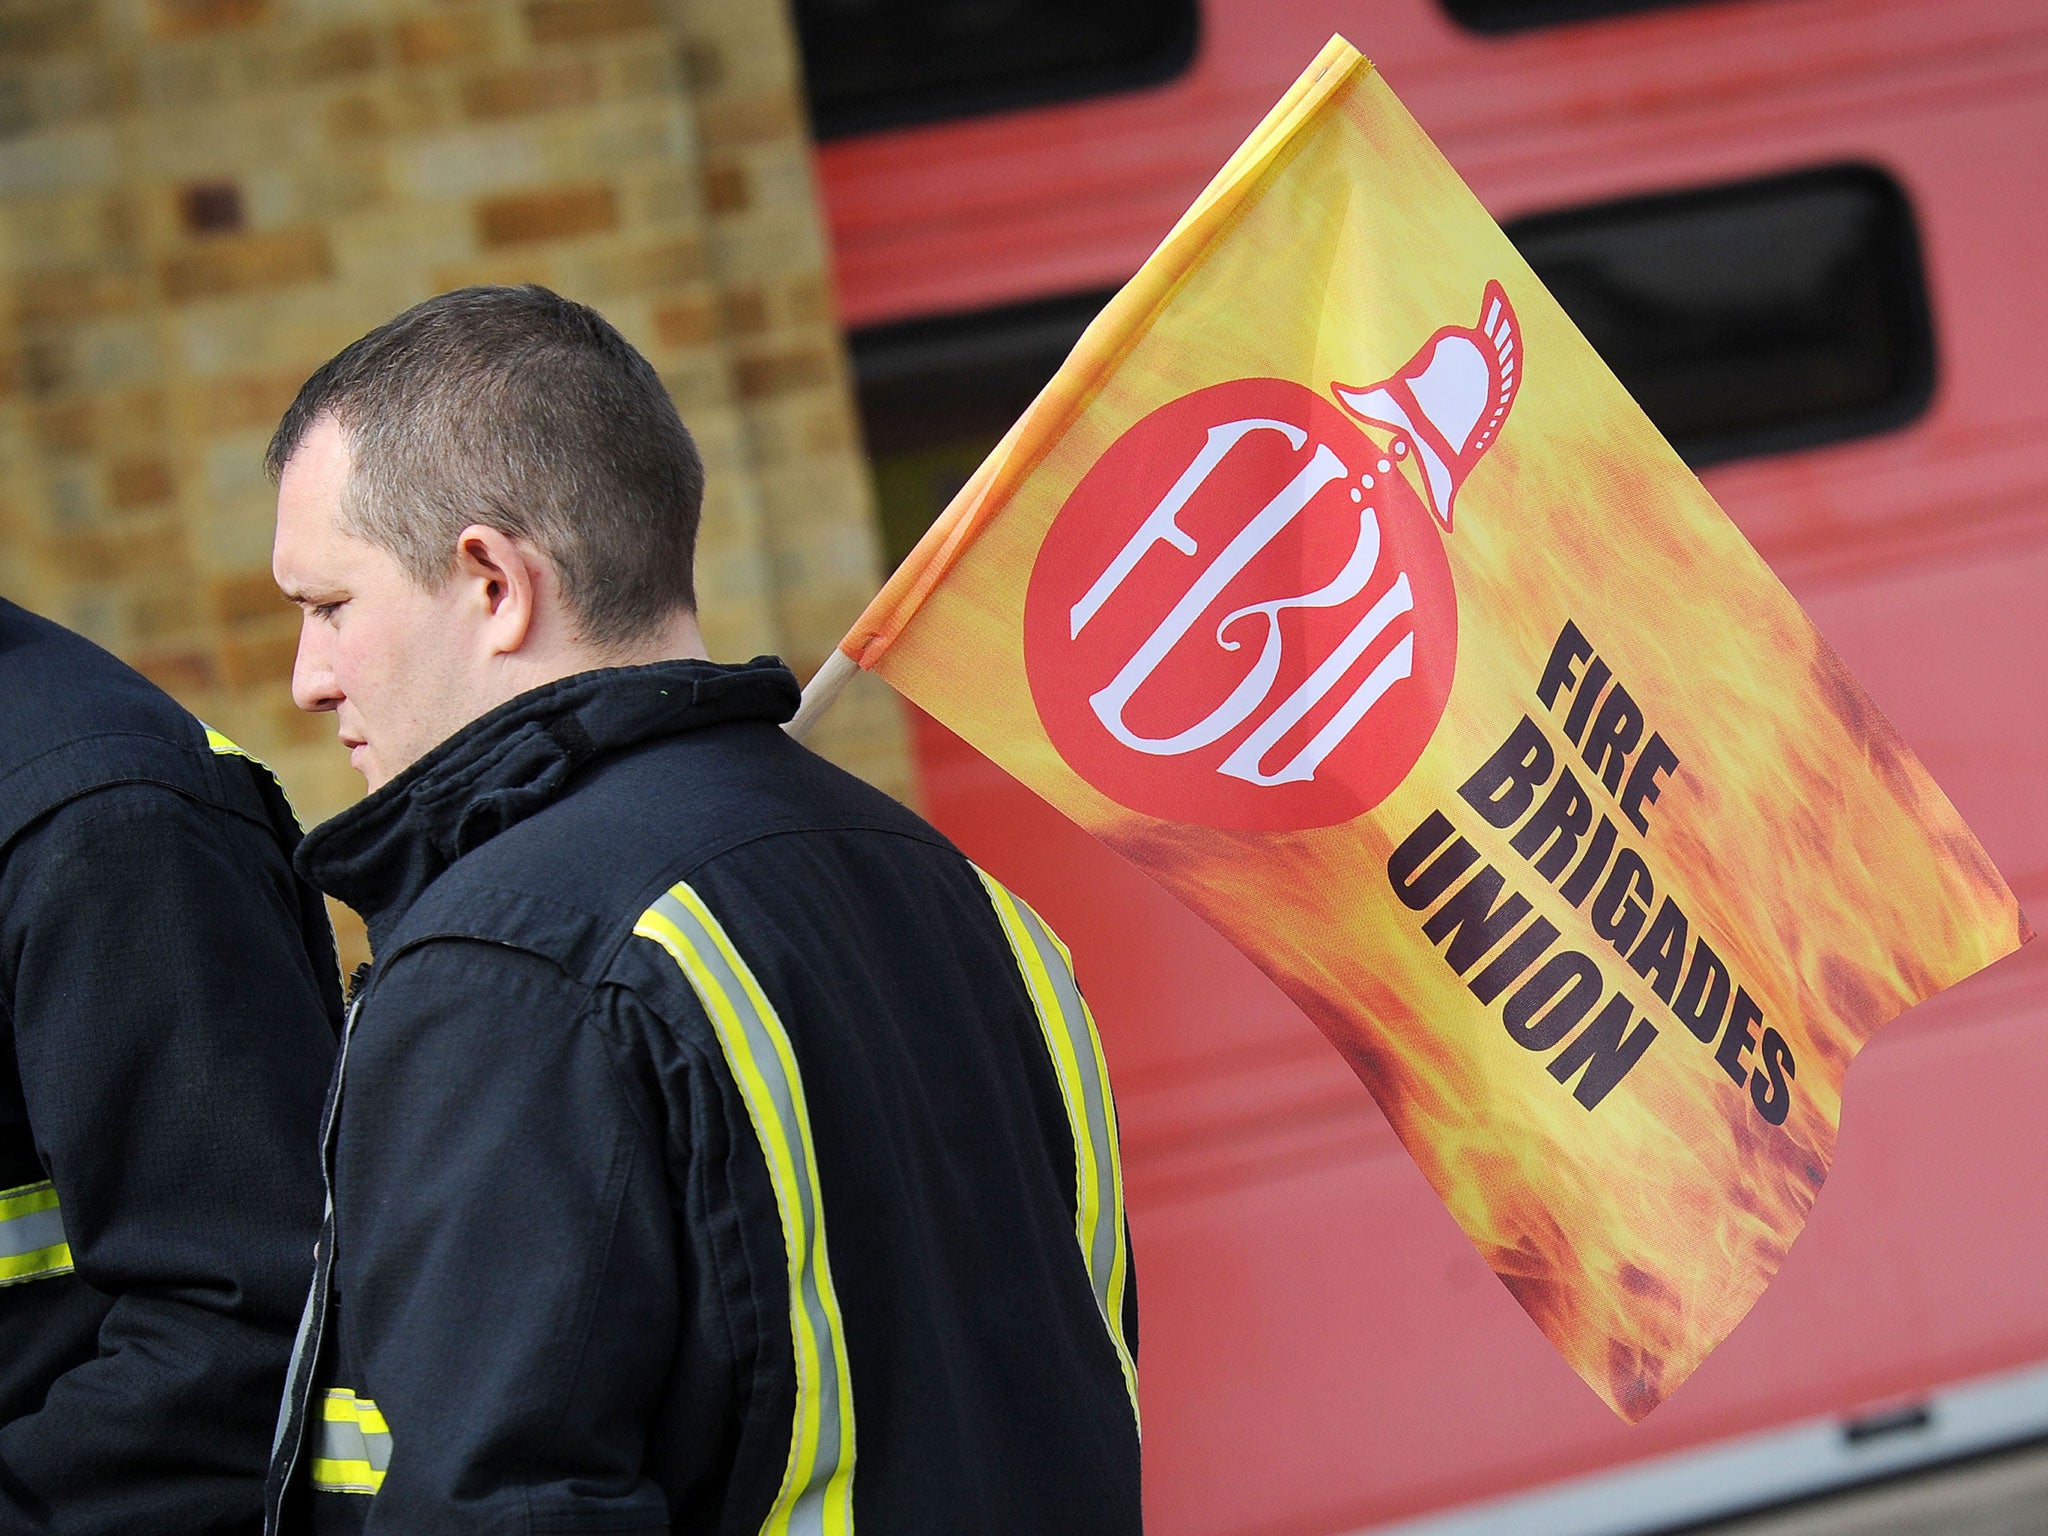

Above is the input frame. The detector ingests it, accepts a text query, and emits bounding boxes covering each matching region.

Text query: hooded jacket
[267,657,1140,1535]
[0,598,343,1534]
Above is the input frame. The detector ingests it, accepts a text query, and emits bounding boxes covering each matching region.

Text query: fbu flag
[829,37,2030,1418]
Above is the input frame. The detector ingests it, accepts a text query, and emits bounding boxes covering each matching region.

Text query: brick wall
[0,0,911,965]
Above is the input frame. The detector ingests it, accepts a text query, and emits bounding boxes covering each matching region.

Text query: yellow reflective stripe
[310,1388,390,1494]
[974,870,1140,1429]
[202,724,307,821]
[636,883,855,1536]
[0,1180,73,1287]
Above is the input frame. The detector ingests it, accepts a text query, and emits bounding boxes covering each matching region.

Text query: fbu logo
[1024,283,1520,831]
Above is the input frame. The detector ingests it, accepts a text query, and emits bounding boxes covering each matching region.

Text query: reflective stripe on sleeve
[0,1180,74,1287]
[310,1388,391,1495]
[635,883,856,1536]
[204,724,306,821]
[974,869,1140,1430]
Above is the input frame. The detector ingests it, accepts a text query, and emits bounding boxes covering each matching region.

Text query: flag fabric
[831,36,2031,1419]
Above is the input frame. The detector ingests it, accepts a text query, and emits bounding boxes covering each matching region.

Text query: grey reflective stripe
[0,1205,65,1261]
[310,1389,390,1495]
[1011,900,1123,1306]
[635,884,855,1536]
[974,868,1140,1427]
[0,1180,73,1287]
[314,1409,391,1472]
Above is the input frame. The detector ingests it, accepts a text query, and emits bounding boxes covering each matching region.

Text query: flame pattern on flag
[837,38,2029,1418]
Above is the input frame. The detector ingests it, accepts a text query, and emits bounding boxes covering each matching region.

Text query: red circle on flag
[1024,378,1458,831]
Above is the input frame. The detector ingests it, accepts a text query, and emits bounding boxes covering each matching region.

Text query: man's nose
[290,619,342,714]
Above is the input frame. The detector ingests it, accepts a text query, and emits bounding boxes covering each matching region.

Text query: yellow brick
[14,269,140,325]
[429,257,562,293]
[721,285,768,336]
[474,184,617,248]
[615,41,680,98]
[696,91,801,149]
[34,402,97,454]
[158,229,332,302]
[460,59,602,121]
[0,0,102,58]
[133,645,219,695]
[213,569,289,627]
[192,369,310,433]
[676,37,724,92]
[572,234,707,296]
[525,0,661,47]
[394,13,497,67]
[288,25,382,85]
[327,90,393,142]
[220,624,299,690]
[784,273,832,325]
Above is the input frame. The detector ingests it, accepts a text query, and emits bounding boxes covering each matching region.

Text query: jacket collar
[297,656,800,952]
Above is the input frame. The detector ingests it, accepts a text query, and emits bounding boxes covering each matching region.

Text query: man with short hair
[0,598,342,1533]
[262,285,1140,1534]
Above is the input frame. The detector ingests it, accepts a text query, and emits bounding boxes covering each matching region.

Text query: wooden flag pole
[785,648,859,743]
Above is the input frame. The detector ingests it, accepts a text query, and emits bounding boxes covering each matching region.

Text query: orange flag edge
[838,35,1374,671]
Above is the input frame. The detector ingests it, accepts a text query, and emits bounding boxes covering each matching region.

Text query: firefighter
[260,285,1140,1534]
[0,598,343,1533]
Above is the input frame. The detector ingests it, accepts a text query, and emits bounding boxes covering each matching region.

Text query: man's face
[272,416,481,791]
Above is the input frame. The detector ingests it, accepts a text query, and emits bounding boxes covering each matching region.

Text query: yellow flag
[832,36,2029,1420]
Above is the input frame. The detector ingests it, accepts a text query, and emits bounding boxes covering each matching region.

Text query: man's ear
[452,524,548,657]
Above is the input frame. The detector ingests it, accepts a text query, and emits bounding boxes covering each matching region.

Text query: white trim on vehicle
[1350,1358,2048,1536]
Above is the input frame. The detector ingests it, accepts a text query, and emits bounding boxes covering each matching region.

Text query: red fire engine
[805,1,2048,1529]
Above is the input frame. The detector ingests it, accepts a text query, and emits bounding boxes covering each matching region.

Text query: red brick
[108,455,175,510]
[702,160,748,214]
[733,348,832,400]
[524,0,660,47]
[147,0,271,41]
[653,294,718,348]
[474,184,618,248]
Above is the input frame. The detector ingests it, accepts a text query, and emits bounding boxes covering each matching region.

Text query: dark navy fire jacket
[267,657,1141,1535]
[0,598,343,1534]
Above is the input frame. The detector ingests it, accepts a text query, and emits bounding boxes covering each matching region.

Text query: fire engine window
[1505,164,1935,466]
[793,0,1198,139]
[854,290,1113,563]
[1441,0,1713,32]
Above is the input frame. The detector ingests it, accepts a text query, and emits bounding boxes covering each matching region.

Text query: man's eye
[310,601,343,621]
